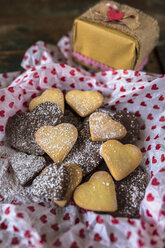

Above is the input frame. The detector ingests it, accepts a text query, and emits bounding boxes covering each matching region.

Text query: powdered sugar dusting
[31,164,70,200]
[5,102,64,155]
[36,123,78,163]
[64,128,103,176]
[89,112,127,140]
[10,152,46,185]
[66,91,103,117]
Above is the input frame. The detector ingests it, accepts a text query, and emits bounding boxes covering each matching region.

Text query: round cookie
[113,110,140,144]
[31,164,70,201]
[6,102,64,155]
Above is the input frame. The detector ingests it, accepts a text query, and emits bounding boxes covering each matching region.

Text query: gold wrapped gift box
[72,1,159,71]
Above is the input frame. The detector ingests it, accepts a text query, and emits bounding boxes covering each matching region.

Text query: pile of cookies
[6,88,149,218]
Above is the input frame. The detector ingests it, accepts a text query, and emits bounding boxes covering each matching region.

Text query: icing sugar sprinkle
[31,164,70,201]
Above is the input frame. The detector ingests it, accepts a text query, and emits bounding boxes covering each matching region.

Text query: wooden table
[0,0,164,74]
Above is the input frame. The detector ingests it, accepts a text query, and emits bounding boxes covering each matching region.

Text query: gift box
[72,1,159,71]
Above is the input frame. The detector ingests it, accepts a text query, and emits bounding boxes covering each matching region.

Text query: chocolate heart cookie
[113,110,140,144]
[31,164,70,201]
[6,102,63,155]
[64,128,103,176]
[10,152,46,186]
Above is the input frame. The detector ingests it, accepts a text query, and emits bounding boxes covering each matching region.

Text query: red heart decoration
[111,218,119,224]
[0,222,8,230]
[126,78,131,82]
[11,237,19,245]
[79,228,85,238]
[28,80,33,86]
[147,193,154,201]
[63,213,70,221]
[155,144,161,150]
[151,84,159,90]
[108,9,124,21]
[53,239,61,247]
[128,219,135,225]
[40,214,47,223]
[159,168,165,172]
[4,206,10,215]
[152,156,157,164]
[96,215,104,224]
[127,99,134,104]
[88,82,93,88]
[146,209,152,217]
[50,208,56,215]
[70,241,79,248]
[151,125,156,130]
[159,116,165,122]
[147,145,151,151]
[140,101,147,107]
[123,70,128,74]
[0,95,5,102]
[146,93,152,99]
[51,68,56,75]
[161,154,165,162]
[70,83,75,88]
[94,233,102,242]
[9,102,14,108]
[132,93,139,97]
[70,70,75,76]
[120,86,126,92]
[16,213,24,218]
[159,95,164,101]
[153,105,159,109]
[110,233,118,242]
[51,224,59,231]
[27,206,35,212]
[43,77,48,84]
[151,177,160,186]
[147,113,154,120]
[154,134,159,139]
[135,71,140,77]
[126,231,131,240]
[0,111,5,117]
[140,124,145,130]
[8,87,14,93]
[60,76,66,82]
[13,225,19,232]
[60,64,65,68]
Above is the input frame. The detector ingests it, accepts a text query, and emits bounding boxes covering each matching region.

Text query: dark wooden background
[0,0,164,73]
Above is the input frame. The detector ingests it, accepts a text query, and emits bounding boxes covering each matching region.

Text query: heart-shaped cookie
[64,128,103,176]
[35,123,78,163]
[55,163,82,207]
[74,171,117,212]
[10,152,46,186]
[31,163,70,200]
[29,88,65,113]
[65,90,103,117]
[101,140,142,181]
[89,112,127,141]
[113,110,140,144]
[6,102,63,155]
